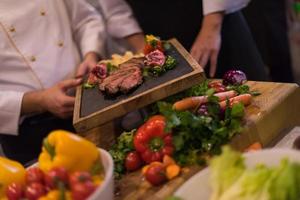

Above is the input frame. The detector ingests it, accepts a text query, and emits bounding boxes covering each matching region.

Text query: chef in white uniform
[0,0,258,163]
[0,0,143,163]
[88,0,145,56]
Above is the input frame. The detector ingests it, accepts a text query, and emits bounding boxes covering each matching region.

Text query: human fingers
[76,63,88,77]
[190,47,205,69]
[199,51,210,70]
[58,78,82,92]
[61,95,75,107]
[209,50,219,78]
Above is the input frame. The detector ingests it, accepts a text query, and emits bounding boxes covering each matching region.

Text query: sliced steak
[99,68,137,91]
[99,57,144,95]
[119,57,145,69]
[119,69,143,93]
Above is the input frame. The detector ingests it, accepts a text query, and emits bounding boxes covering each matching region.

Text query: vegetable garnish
[157,99,245,165]
[109,130,135,178]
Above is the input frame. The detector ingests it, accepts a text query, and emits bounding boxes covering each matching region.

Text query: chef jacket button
[58,41,64,47]
[30,56,36,62]
[40,10,46,16]
[9,26,16,32]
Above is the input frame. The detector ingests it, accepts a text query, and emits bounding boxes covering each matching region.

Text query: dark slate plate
[80,44,194,118]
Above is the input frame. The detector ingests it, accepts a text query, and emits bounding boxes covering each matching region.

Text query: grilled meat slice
[99,57,145,95]
[119,68,143,93]
[119,57,145,69]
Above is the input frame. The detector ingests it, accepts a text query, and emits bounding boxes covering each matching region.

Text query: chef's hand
[190,12,224,77]
[76,52,100,77]
[125,33,146,53]
[40,78,82,118]
[21,78,82,119]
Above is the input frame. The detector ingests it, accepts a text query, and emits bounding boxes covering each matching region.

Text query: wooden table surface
[80,81,300,200]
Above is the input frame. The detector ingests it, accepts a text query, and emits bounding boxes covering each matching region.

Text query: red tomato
[69,171,93,188]
[24,183,46,200]
[44,167,69,189]
[26,167,44,184]
[144,41,164,55]
[125,151,143,171]
[143,44,153,55]
[71,181,96,200]
[6,183,23,200]
[145,164,167,186]
[208,81,226,93]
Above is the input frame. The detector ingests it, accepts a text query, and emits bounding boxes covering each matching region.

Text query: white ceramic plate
[174,148,300,200]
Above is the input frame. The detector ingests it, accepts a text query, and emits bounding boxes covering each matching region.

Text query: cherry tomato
[71,181,96,200]
[24,183,46,200]
[144,44,153,54]
[6,182,23,200]
[208,81,226,93]
[125,151,143,171]
[144,41,164,55]
[69,171,93,188]
[26,167,44,184]
[44,167,69,189]
[145,165,167,186]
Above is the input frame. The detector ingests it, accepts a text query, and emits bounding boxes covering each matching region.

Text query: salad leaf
[210,147,300,200]
[209,146,246,200]
[268,159,300,200]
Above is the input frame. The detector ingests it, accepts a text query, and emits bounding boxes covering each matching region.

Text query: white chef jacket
[90,0,143,56]
[203,0,251,15]
[0,0,106,135]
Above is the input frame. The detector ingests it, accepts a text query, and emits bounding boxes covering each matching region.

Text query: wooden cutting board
[80,81,300,200]
[73,39,205,133]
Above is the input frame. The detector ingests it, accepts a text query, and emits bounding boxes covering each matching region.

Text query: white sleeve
[64,0,106,57]
[203,0,251,15]
[0,91,24,135]
[98,0,142,38]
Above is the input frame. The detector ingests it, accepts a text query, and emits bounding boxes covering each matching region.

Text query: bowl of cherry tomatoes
[6,149,114,200]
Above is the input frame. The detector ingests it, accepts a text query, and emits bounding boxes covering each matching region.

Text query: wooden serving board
[80,81,300,200]
[73,39,205,133]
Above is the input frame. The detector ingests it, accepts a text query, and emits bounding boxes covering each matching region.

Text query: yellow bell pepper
[38,130,100,172]
[0,157,25,198]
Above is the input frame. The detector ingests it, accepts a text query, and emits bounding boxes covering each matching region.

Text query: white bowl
[88,149,114,200]
[29,148,114,200]
[174,148,300,200]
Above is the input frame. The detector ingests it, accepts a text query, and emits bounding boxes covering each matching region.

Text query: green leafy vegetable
[163,56,177,70]
[109,130,135,178]
[156,95,245,165]
[210,146,246,200]
[106,62,118,74]
[83,83,95,89]
[226,84,261,96]
[210,147,300,200]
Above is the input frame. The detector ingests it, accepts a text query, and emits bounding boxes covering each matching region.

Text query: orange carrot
[215,90,237,101]
[244,142,262,152]
[219,93,252,110]
[172,90,237,111]
[166,164,181,180]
